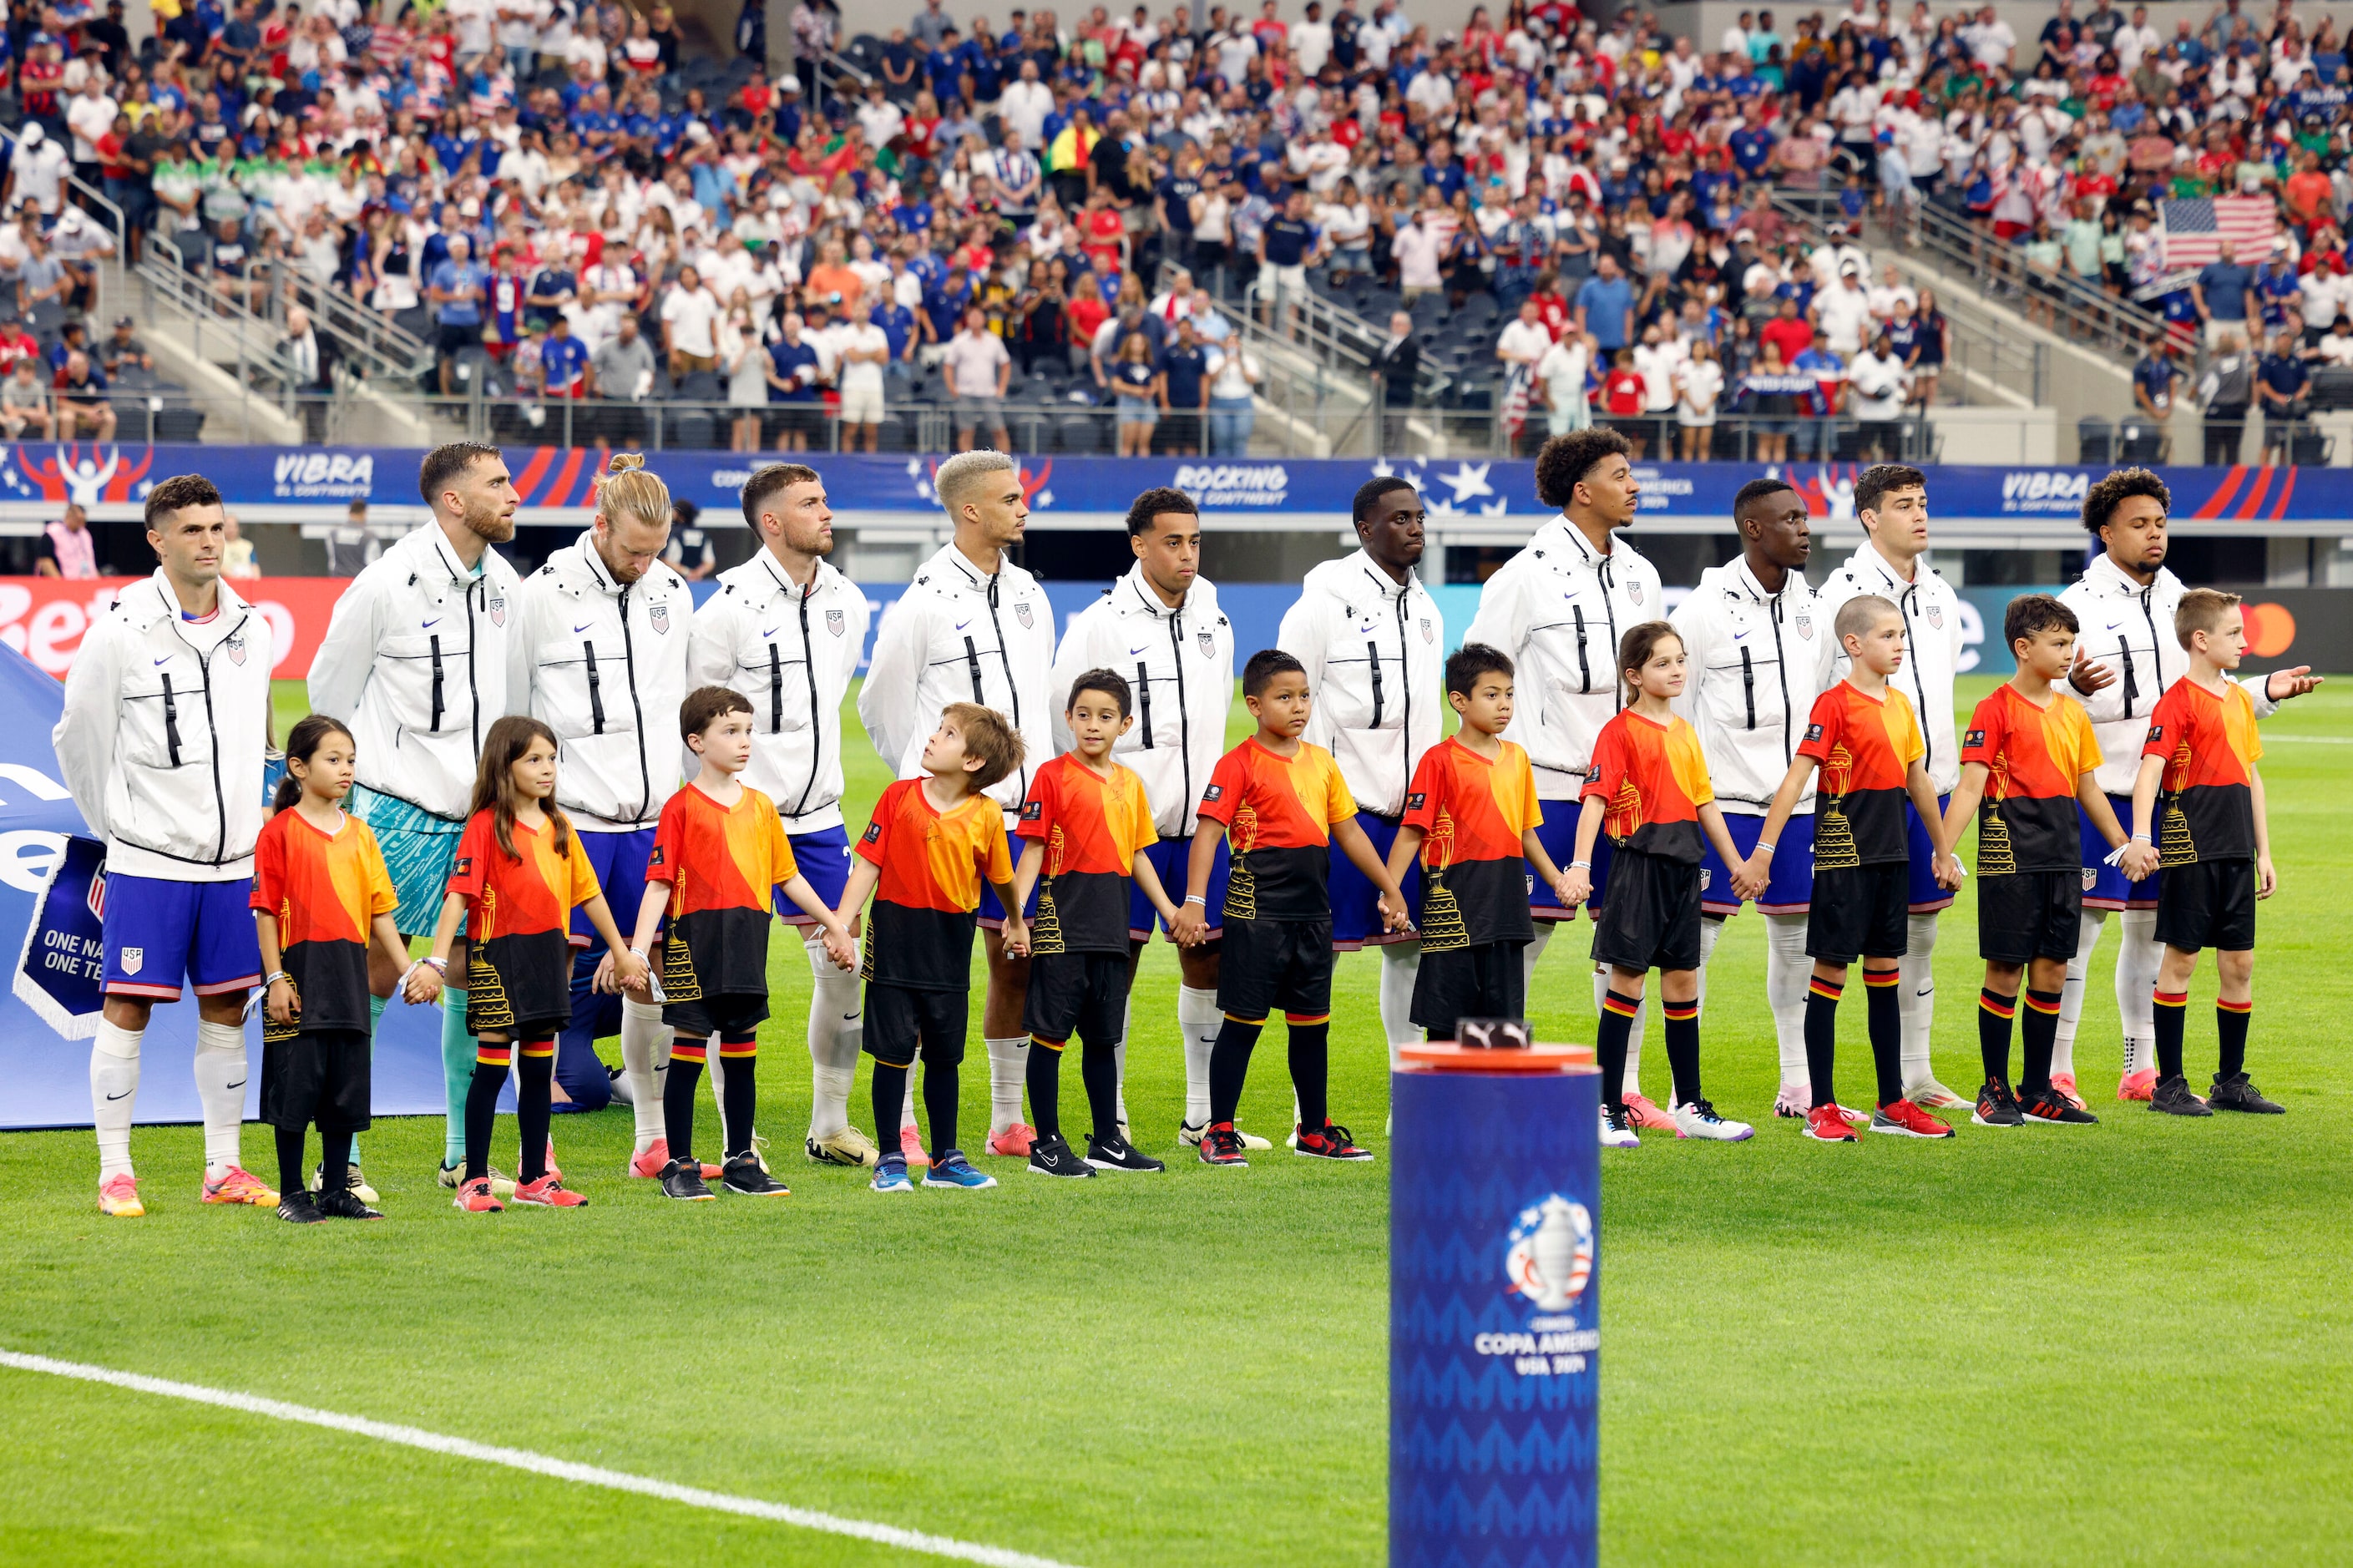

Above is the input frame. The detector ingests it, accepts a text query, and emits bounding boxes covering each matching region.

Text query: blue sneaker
[871,1153,915,1193]
[920,1150,998,1190]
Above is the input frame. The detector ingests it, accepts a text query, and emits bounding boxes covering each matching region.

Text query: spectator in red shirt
[1759,293,1815,369]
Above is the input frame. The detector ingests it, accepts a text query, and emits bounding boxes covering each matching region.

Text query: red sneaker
[1293,1121,1375,1161]
[451,1177,503,1213]
[511,1174,588,1207]
[1804,1104,1858,1142]
[1196,1121,1250,1166]
[1869,1098,1956,1139]
[627,1138,719,1180]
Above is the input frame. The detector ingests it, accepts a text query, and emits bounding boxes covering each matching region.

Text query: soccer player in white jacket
[1462,431,1669,1119]
[1049,487,1245,1143]
[1276,477,1444,1070]
[54,476,276,1217]
[508,454,695,1167]
[1813,463,1969,1108]
[860,450,1058,1161]
[688,462,876,1165]
[310,442,524,1189]
[1669,478,1837,1115]
[2055,468,2315,1101]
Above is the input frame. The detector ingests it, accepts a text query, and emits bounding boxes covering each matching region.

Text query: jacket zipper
[1365,637,1384,727]
[1136,659,1154,746]
[1170,609,1192,813]
[1739,645,1756,730]
[1571,605,1589,691]
[1896,580,1932,774]
[161,674,183,766]
[963,635,985,701]
[464,578,482,755]
[984,577,1026,798]
[199,644,226,863]
[767,643,784,731]
[792,583,822,817]
[1598,555,1622,713]
[1769,591,1792,760]
[1394,590,1412,800]
[618,584,650,822]
[2132,584,2163,717]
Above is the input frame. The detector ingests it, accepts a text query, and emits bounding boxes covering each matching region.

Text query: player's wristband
[1754,841,1776,855]
[1184,893,1206,905]
[2132,832,2151,843]
[263,970,292,989]
[1570,859,1591,870]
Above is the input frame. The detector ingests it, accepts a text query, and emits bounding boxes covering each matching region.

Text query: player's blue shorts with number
[1131,835,1228,941]
[978,822,1041,929]
[351,783,464,936]
[2082,793,2158,911]
[1699,811,1815,916]
[1529,807,1617,920]
[780,823,854,926]
[1331,812,1423,950]
[101,873,262,1000]
[1905,793,1955,913]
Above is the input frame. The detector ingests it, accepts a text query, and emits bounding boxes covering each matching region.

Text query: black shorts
[2155,857,2257,953]
[864,981,968,1069]
[260,1028,371,1133]
[1976,869,2082,965]
[665,989,770,1040]
[438,321,480,356]
[1217,916,1334,1020]
[1409,939,1527,1039]
[1807,862,1911,964]
[1590,848,1703,974]
[1022,950,1130,1044]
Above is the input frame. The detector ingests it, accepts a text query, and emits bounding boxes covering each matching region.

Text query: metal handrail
[139,236,435,387]
[0,122,126,314]
[1236,276,1453,403]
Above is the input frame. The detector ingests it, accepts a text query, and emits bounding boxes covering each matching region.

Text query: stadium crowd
[0,0,2350,458]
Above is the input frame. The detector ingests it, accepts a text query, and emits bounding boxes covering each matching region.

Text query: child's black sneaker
[660,1159,716,1201]
[2208,1072,2284,1115]
[1293,1121,1375,1161]
[1025,1133,1096,1178]
[2150,1075,2214,1116]
[1971,1080,2025,1127]
[316,1186,383,1220]
[1084,1132,1166,1172]
[2019,1089,2098,1125]
[721,1152,791,1196]
[276,1189,327,1224]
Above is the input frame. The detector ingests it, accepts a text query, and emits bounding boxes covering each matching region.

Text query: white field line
[2258,735,2353,743]
[0,1349,1088,1568]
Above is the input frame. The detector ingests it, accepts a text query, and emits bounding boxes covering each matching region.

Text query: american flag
[2158,197,2280,271]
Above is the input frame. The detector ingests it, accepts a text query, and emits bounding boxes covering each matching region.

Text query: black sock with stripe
[1288,1016,1332,1132]
[1207,1015,1263,1125]
[1025,1035,1065,1142]
[1865,968,1903,1106]
[515,1044,554,1184]
[2217,999,2251,1081]
[717,1035,757,1158]
[1804,974,1844,1110]
[1662,998,1701,1106]
[2153,989,2189,1081]
[2020,989,2062,1097]
[1596,989,1642,1109]
[464,1044,509,1183]
[665,1041,706,1166]
[870,1062,908,1160]
[1080,1039,1121,1143]
[1978,989,2016,1086]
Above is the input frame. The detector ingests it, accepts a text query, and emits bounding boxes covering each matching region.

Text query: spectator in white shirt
[1849,332,1910,458]
[1673,339,1723,460]
[1814,265,1876,355]
[1292,1,1333,75]
[1392,203,1448,302]
[1535,329,1591,438]
[659,265,723,377]
[1495,298,1553,377]
[1000,61,1055,149]
[833,297,891,452]
[2314,316,2353,367]
[1867,262,1918,324]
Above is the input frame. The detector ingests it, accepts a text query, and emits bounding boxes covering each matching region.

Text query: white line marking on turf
[0,1350,1086,1568]
[2259,734,2353,743]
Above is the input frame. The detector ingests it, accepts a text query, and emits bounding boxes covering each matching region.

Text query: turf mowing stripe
[0,1349,1087,1568]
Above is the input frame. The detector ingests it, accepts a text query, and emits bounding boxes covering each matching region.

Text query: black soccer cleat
[316,1186,383,1220]
[1025,1133,1096,1178]
[1971,1080,2026,1128]
[2149,1075,2215,1116]
[2208,1072,2285,1115]
[660,1159,716,1201]
[2019,1089,2099,1126]
[276,1189,327,1224]
[721,1152,792,1196]
[1084,1132,1166,1173]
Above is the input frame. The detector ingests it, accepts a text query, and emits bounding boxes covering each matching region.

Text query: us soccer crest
[1629,581,1645,604]
[1927,604,1943,629]
[1197,629,1215,657]
[488,594,508,627]
[87,869,105,919]
[1794,610,1814,640]
[119,946,143,976]
[1420,618,1434,643]
[225,633,246,665]
[649,603,670,634]
[1505,1194,1595,1316]
[1015,601,1034,630]
[827,609,846,637]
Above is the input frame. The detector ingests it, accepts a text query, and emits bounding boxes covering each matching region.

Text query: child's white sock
[620,996,670,1153]
[984,1036,1029,1134]
[1378,942,1420,1067]
[806,935,863,1139]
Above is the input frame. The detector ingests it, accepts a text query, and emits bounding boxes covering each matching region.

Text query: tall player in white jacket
[55,476,276,1216]
[1462,431,1668,1118]
[687,462,876,1165]
[1277,477,1444,1070]
[2055,468,2315,1101]
[1813,463,1970,1108]
[860,450,1058,1161]
[1049,487,1245,1144]
[310,442,523,1188]
[1668,478,1837,1116]
[507,454,694,1163]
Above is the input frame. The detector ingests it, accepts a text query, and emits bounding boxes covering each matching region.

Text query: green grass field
[2,675,2348,1565]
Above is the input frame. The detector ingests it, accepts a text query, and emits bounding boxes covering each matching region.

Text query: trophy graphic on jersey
[1416,810,1470,951]
[1813,742,1860,871]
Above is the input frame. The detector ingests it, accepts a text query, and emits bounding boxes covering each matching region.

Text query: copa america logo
[1504,1193,1594,1316]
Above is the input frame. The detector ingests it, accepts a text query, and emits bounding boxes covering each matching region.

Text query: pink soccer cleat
[98,1173,144,1217]
[898,1125,932,1168]
[2118,1070,2158,1102]
[201,1166,278,1206]
[511,1174,587,1207]
[1622,1094,1678,1131]
[2051,1073,2087,1110]
[628,1139,719,1180]
[986,1122,1038,1157]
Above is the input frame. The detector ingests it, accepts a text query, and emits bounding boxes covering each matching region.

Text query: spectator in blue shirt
[2193,241,2254,348]
[542,316,591,397]
[427,234,487,396]
[873,296,918,388]
[526,261,576,331]
[1574,255,1636,352]
[1792,330,1844,458]
[2257,328,2310,460]
[2133,336,2183,420]
[766,312,825,452]
[1157,318,1210,455]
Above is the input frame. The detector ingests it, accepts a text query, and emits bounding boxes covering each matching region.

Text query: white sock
[1522,919,1555,992]
[1595,965,1647,1099]
[806,936,863,1139]
[706,1048,730,1126]
[1763,913,1811,1087]
[91,1019,142,1182]
[2116,908,2162,1078]
[1113,994,1131,1129]
[902,1067,920,1133]
[984,1035,1029,1134]
[1178,983,1220,1127]
[1378,942,1420,1067]
[620,996,670,1152]
[2055,908,2108,1079]
[1898,910,1941,1090]
[192,1019,249,1173]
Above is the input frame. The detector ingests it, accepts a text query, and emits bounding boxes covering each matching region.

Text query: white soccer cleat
[1670,1099,1755,1141]
[1772,1082,1812,1118]
[1905,1078,1971,1110]
[1599,1104,1641,1149]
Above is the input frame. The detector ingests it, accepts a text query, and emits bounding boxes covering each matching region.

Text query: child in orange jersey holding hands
[1561,623,1755,1148]
[622,687,857,1201]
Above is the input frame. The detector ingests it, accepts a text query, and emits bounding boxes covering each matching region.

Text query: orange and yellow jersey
[1018,754,1156,954]
[250,808,397,1039]
[648,782,799,1001]
[1799,680,1926,869]
[447,810,603,943]
[2143,676,2262,865]
[1581,710,1713,864]
[857,777,1014,991]
[1197,737,1357,920]
[1960,684,2103,875]
[1402,736,1541,948]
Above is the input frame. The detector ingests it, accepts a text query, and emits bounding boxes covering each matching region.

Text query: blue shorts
[1330,812,1423,951]
[1529,807,1617,921]
[978,822,1040,929]
[351,783,464,938]
[101,873,262,1001]
[2082,792,2157,911]
[1700,812,1814,916]
[781,824,854,927]
[1131,836,1229,941]
[1906,794,1955,913]
[569,827,655,955]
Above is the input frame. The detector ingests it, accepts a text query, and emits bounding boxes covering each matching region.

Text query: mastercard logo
[2240,602,2297,659]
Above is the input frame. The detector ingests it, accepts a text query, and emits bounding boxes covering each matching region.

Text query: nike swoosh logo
[574,623,594,634]
[1129,645,1149,655]
[105,1090,131,1100]
[1733,630,1750,640]
[225,1080,246,1090]
[955,619,973,630]
[154,655,170,665]
[423,617,442,628]
[843,1012,860,1020]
